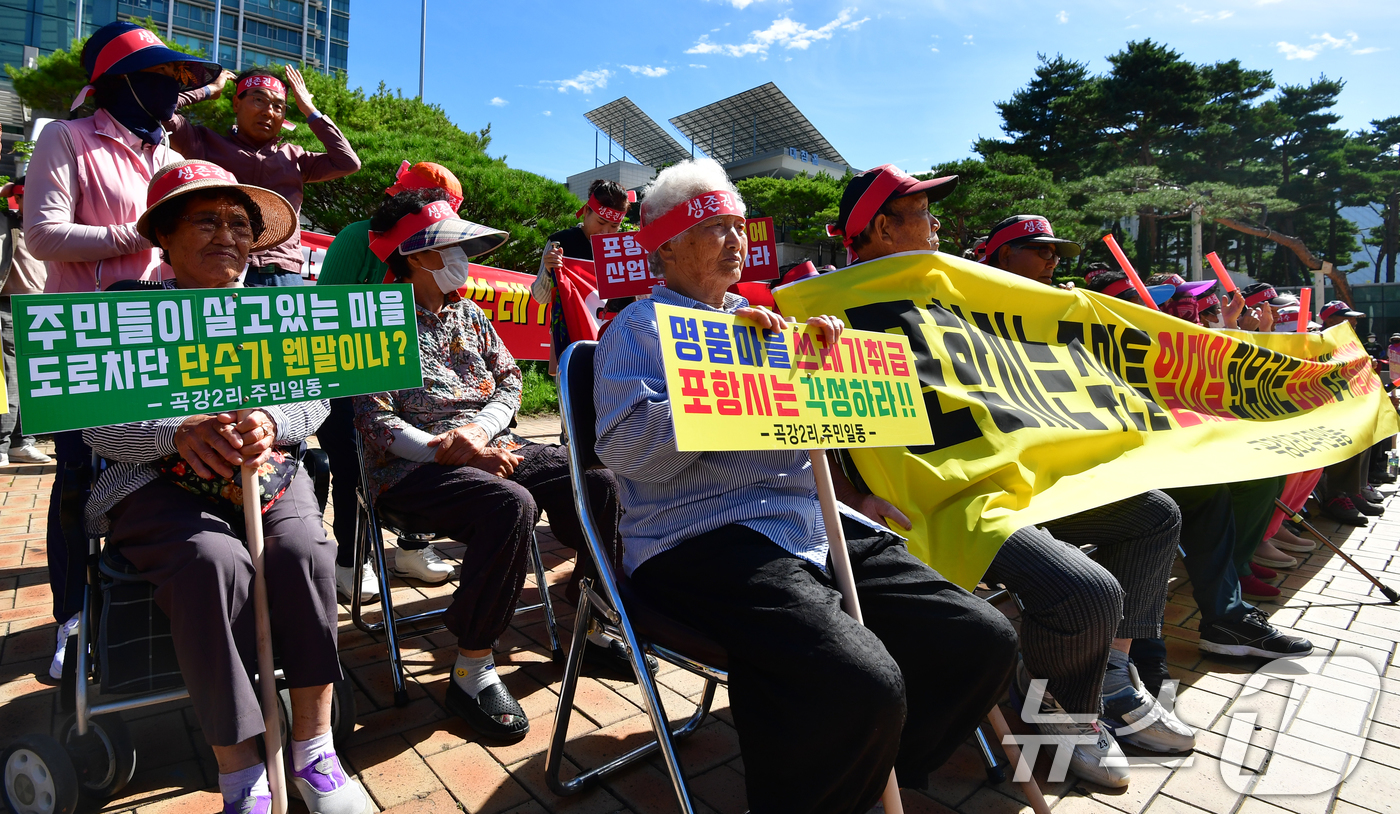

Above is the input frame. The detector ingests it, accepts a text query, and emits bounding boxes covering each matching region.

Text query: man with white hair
[594,158,1018,813]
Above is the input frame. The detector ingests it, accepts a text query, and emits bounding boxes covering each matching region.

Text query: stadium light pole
[419,0,426,98]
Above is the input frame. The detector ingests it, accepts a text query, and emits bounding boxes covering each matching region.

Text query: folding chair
[347,429,562,707]
[544,341,723,810]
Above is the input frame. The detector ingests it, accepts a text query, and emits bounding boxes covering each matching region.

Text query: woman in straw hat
[82,160,370,814]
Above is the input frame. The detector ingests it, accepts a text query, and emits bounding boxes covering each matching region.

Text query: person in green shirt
[317,161,464,602]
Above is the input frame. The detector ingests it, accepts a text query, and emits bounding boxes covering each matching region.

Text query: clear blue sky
[345,0,1398,184]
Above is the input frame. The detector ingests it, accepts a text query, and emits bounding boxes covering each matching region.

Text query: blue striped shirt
[594,285,828,575]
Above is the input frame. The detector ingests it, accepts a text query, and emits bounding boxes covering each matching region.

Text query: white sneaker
[1102,664,1196,753]
[1013,660,1130,788]
[335,563,380,603]
[10,445,53,464]
[391,544,453,583]
[49,613,81,680]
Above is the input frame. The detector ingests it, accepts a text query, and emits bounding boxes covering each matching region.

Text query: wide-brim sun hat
[137,160,297,252]
[367,198,509,262]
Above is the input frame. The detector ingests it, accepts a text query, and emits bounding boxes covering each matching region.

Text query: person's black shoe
[1130,655,1172,700]
[1323,496,1369,526]
[1352,493,1384,517]
[1199,609,1314,659]
[445,679,529,742]
[1370,469,1396,485]
[582,638,658,682]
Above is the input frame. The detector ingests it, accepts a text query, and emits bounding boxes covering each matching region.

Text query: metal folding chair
[545,341,722,811]
[347,429,562,707]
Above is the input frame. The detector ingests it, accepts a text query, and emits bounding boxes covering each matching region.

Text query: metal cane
[1275,498,1400,604]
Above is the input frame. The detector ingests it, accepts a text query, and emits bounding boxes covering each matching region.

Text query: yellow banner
[774,251,1400,589]
[654,303,933,451]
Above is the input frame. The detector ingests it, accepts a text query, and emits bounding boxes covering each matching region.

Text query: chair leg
[545,589,596,797]
[368,521,410,707]
[623,620,698,814]
[975,722,1006,783]
[529,531,563,663]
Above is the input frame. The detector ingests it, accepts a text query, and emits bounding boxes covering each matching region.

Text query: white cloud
[963,34,974,45]
[544,68,613,94]
[542,110,552,116]
[689,63,708,68]
[1056,10,1068,23]
[488,97,507,107]
[686,8,864,57]
[1177,5,1233,22]
[620,64,671,77]
[1275,31,1372,60]
[929,46,939,53]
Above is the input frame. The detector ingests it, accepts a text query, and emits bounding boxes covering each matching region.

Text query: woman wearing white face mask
[353,190,629,742]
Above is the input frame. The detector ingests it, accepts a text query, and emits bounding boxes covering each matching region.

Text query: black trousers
[631,517,1018,814]
[315,397,359,566]
[377,443,619,650]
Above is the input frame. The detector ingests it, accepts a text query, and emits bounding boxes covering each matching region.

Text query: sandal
[445,679,530,742]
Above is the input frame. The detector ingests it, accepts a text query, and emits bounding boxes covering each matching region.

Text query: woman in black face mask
[21,21,222,681]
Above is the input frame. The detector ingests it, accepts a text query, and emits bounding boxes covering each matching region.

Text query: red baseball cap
[980,215,1081,265]
[828,165,957,252]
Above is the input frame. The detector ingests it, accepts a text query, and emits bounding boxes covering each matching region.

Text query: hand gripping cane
[240,410,289,814]
[808,453,1053,814]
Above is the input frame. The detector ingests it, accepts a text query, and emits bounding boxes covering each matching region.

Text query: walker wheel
[2,734,80,814]
[59,713,136,800]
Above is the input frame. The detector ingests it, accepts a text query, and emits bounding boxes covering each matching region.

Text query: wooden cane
[986,706,1053,814]
[808,451,905,814]
[240,411,288,814]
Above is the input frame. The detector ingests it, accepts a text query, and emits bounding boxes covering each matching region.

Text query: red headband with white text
[147,161,239,207]
[575,189,638,223]
[635,191,744,253]
[237,74,286,97]
[368,200,458,261]
[980,217,1055,264]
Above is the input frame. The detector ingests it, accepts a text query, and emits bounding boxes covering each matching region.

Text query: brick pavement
[3,422,1400,814]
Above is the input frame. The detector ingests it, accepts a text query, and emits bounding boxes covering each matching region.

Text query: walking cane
[808,451,906,814]
[1274,498,1400,604]
[241,411,289,814]
[809,453,1053,814]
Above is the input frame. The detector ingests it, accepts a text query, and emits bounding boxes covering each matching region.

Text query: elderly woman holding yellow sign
[82,160,369,814]
[592,157,1018,813]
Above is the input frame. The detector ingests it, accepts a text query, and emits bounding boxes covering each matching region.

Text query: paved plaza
[2,420,1399,814]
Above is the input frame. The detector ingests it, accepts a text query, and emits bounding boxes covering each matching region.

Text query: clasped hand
[175,411,277,479]
[428,424,522,477]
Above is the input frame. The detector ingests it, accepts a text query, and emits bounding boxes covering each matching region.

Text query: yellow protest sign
[654,302,933,451]
[774,251,1400,590]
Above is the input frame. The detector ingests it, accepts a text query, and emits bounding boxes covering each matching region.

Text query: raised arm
[286,66,361,183]
[594,307,704,482]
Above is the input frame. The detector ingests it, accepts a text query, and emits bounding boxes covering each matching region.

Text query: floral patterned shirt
[354,297,524,497]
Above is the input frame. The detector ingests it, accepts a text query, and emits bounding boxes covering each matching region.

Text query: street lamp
[419,0,426,99]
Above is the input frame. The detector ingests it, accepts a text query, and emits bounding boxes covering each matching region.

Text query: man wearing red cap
[828,184,1198,788]
[166,65,361,286]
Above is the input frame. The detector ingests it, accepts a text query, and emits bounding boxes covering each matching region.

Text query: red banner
[741,217,779,281]
[455,264,553,361]
[590,231,662,298]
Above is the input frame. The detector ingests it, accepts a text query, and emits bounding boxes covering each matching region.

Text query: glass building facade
[1,0,349,77]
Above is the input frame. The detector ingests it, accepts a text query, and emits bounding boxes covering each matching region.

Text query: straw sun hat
[136,159,298,252]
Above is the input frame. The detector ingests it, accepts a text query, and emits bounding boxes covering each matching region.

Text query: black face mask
[94,72,182,145]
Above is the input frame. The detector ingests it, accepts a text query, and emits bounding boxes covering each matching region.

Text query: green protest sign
[14,285,423,434]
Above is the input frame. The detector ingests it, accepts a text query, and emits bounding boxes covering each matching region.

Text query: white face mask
[428,245,472,294]
[1203,316,1222,329]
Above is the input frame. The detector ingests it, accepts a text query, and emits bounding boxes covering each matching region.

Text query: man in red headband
[166,65,361,286]
[534,179,634,368]
[828,181,1196,788]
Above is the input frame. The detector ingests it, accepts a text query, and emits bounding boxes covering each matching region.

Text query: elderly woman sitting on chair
[352,189,625,744]
[84,161,368,814]
[593,158,1019,814]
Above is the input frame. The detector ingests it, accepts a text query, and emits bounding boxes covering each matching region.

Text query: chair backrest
[559,342,603,470]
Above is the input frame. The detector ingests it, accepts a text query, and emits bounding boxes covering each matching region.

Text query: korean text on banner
[591,232,662,298]
[741,217,779,282]
[15,285,424,434]
[654,303,933,452]
[458,264,552,361]
[774,251,1400,590]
